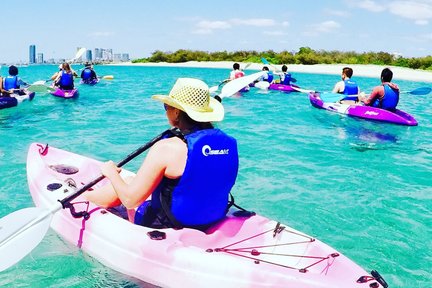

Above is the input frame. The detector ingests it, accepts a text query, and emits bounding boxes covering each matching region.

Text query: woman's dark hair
[9,65,18,76]
[179,110,213,130]
[281,65,287,72]
[233,63,240,70]
[262,66,269,71]
[381,68,393,82]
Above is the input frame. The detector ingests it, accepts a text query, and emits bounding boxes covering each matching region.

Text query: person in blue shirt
[85,78,239,230]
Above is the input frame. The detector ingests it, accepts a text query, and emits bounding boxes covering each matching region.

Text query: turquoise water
[0,65,431,287]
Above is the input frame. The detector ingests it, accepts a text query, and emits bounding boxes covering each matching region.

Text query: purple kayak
[309,92,418,126]
[50,87,79,99]
[268,83,300,92]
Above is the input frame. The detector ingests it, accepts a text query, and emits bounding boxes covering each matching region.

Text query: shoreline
[109,61,432,83]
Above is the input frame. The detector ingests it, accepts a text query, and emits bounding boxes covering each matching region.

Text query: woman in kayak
[358,68,399,111]
[85,78,239,230]
[52,62,77,90]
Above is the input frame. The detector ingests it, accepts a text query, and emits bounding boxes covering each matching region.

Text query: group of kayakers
[229,62,400,111]
[332,66,399,110]
[50,62,99,90]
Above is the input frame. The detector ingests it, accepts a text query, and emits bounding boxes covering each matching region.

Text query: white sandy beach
[111,61,432,83]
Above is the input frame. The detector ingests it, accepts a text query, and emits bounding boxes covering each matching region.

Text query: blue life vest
[138,128,239,228]
[59,71,74,88]
[343,79,359,95]
[81,68,92,80]
[265,72,274,83]
[281,73,292,85]
[372,84,399,110]
[3,76,18,90]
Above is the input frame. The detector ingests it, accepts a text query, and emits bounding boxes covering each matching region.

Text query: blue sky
[1,0,431,63]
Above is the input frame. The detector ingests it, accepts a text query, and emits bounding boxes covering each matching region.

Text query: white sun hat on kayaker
[152,78,224,122]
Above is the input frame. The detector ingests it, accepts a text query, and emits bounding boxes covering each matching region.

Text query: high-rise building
[29,45,36,64]
[37,53,44,64]
[86,50,93,62]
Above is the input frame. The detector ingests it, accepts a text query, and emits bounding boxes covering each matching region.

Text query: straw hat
[152,78,224,122]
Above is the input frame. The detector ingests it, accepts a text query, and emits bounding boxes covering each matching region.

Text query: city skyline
[20,45,130,65]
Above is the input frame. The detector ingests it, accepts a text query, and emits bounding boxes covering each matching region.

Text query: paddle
[100,75,114,80]
[26,81,55,93]
[402,87,431,95]
[67,47,86,63]
[209,70,265,95]
[0,129,172,272]
[218,71,266,98]
[0,73,260,271]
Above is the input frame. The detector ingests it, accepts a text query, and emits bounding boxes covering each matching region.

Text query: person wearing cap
[53,62,78,90]
[85,78,239,230]
[80,62,98,84]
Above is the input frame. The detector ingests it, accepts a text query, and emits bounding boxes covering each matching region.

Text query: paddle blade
[255,81,270,90]
[407,87,431,95]
[261,57,269,65]
[209,85,218,94]
[27,84,55,93]
[219,71,266,98]
[319,92,343,103]
[0,207,53,271]
[68,47,86,63]
[102,75,114,80]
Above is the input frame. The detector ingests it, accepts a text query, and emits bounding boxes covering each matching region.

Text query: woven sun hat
[152,78,224,122]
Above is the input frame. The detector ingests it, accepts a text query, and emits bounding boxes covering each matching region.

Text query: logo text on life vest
[202,145,229,156]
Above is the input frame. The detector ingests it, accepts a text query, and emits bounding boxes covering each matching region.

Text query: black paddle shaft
[59,129,173,209]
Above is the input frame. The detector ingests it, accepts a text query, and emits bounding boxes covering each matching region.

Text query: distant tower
[86,50,93,62]
[37,53,44,64]
[94,48,100,61]
[29,45,36,64]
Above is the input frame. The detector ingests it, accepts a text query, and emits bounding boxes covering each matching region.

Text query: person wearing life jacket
[333,67,360,102]
[358,68,399,111]
[84,78,239,230]
[229,63,245,80]
[2,65,28,96]
[80,62,98,84]
[53,62,77,90]
[277,65,292,85]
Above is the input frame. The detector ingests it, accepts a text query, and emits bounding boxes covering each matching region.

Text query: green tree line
[132,47,432,71]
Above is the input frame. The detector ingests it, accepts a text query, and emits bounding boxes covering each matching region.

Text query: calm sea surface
[0,65,430,287]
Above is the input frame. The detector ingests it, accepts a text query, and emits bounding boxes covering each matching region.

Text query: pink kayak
[26,143,387,288]
[50,87,79,98]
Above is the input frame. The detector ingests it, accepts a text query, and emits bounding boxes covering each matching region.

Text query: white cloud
[192,20,231,34]
[390,1,432,25]
[282,21,290,27]
[191,18,280,34]
[324,8,349,17]
[315,21,341,33]
[230,18,276,27]
[356,0,386,12]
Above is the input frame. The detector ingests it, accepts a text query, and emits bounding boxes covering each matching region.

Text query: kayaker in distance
[52,62,78,90]
[84,78,239,230]
[273,64,293,85]
[80,62,98,84]
[229,62,245,80]
[1,65,29,96]
[254,66,274,84]
[358,68,399,111]
[332,67,360,103]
